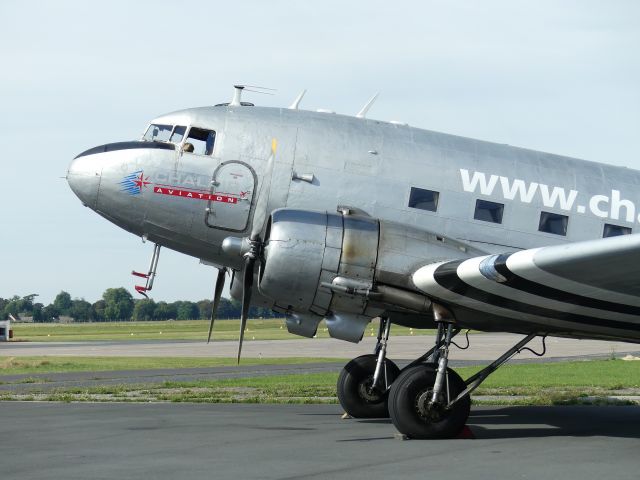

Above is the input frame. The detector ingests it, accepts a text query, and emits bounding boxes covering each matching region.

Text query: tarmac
[3,332,640,360]
[1,335,639,478]
[0,402,638,480]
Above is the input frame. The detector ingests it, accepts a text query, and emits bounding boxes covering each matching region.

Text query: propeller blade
[237,139,276,362]
[237,256,255,363]
[207,268,227,344]
[250,139,277,240]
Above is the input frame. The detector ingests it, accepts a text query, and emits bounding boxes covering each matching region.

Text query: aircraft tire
[337,354,400,418]
[388,364,470,439]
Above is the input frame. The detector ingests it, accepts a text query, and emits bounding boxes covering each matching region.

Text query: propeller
[249,138,277,239]
[206,267,227,344]
[237,255,254,362]
[236,138,277,363]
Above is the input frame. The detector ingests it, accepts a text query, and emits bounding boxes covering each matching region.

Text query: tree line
[0,289,277,322]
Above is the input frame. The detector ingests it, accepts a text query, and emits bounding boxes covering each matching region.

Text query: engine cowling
[224,208,481,342]
[259,208,382,342]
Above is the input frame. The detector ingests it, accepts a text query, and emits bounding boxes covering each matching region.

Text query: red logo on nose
[133,172,151,190]
[120,170,151,196]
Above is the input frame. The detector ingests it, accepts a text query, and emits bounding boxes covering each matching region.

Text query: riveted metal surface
[206,161,255,232]
[69,102,640,346]
[321,246,341,273]
[260,210,329,310]
[376,220,481,283]
[311,270,336,313]
[268,209,329,242]
[339,215,379,281]
[325,214,344,249]
[253,207,470,341]
[330,287,367,315]
[324,214,380,322]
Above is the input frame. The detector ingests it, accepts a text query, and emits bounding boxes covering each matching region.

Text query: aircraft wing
[412,233,640,340]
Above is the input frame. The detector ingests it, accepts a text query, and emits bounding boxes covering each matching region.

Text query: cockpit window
[184,127,216,155]
[143,124,173,142]
[170,125,187,143]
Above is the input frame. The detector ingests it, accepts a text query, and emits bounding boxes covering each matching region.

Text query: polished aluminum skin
[67,101,640,343]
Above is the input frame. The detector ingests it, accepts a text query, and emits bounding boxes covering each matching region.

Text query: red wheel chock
[456,426,475,439]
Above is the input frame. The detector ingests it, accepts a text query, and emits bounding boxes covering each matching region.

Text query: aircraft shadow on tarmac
[349,406,640,440]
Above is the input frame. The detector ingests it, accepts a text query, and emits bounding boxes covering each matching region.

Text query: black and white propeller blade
[206,267,227,344]
[236,139,277,363]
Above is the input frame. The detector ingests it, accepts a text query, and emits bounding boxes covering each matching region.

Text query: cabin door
[205,161,256,232]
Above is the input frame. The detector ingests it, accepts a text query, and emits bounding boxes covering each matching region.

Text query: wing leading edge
[412,234,640,343]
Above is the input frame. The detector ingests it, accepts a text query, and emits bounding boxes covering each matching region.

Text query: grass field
[0,356,343,375]
[10,318,434,342]
[0,357,638,405]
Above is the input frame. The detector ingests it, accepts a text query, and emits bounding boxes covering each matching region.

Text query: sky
[1,0,639,305]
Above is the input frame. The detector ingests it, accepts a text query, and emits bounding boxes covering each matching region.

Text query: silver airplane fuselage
[67,104,640,342]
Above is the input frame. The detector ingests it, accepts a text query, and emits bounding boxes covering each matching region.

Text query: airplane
[67,85,640,439]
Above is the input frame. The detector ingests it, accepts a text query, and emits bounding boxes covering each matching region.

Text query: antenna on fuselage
[289,89,307,110]
[229,85,276,106]
[229,85,245,106]
[356,93,379,118]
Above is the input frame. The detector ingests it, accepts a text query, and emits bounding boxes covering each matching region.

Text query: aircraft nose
[67,152,102,209]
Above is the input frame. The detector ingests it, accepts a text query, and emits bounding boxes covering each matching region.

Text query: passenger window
[603,223,632,238]
[184,127,216,155]
[170,125,187,144]
[408,187,439,212]
[143,124,172,142]
[474,199,504,224]
[539,211,568,235]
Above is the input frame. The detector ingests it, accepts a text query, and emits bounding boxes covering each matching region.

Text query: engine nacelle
[259,209,381,342]
[250,208,481,342]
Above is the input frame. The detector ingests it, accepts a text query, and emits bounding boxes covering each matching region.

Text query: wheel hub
[358,377,382,403]
[415,389,445,421]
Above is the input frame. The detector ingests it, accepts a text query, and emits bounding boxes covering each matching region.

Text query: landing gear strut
[337,317,400,418]
[387,303,543,439]
[338,305,544,436]
[388,306,470,438]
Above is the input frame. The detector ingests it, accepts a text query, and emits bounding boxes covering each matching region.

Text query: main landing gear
[337,317,400,418]
[337,304,545,439]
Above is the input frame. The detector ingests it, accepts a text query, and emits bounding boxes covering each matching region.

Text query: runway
[1,402,638,480]
[3,333,639,360]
